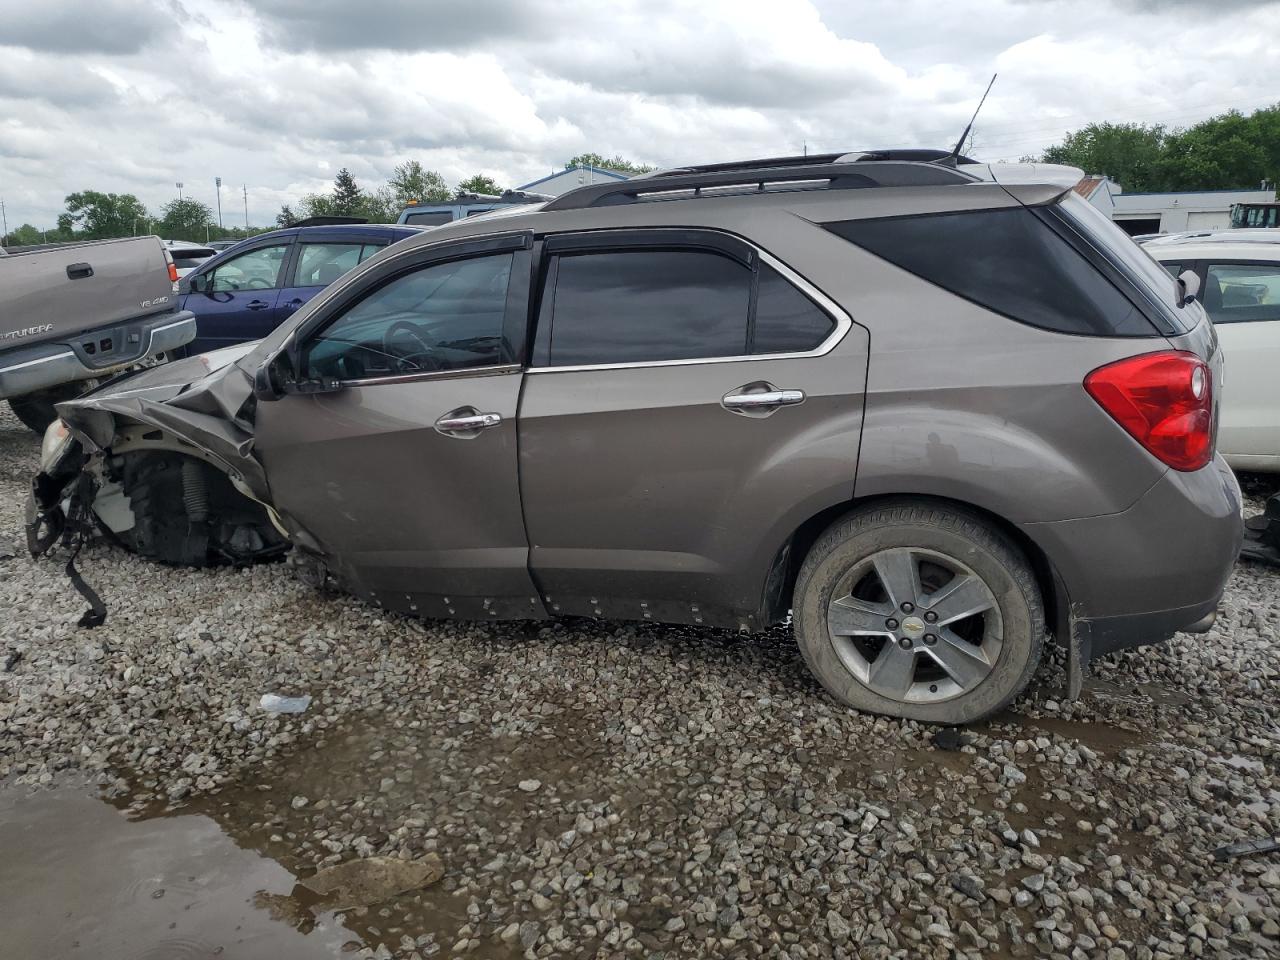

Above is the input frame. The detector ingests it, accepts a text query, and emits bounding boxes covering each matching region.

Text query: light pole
[215,176,223,229]
[175,182,184,201]
[242,184,248,229]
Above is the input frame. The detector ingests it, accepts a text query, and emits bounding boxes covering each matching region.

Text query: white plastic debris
[259,693,311,714]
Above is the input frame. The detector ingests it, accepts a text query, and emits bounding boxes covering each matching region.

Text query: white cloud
[0,0,1277,230]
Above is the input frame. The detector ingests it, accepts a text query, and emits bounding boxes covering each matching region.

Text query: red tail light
[162,245,179,283]
[1084,350,1213,471]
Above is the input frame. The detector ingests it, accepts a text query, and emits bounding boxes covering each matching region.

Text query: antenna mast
[947,73,997,164]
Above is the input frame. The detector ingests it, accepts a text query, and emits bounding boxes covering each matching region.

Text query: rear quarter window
[825,207,1160,337]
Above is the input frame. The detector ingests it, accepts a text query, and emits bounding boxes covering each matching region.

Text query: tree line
[2,153,651,247]
[273,154,653,227]
[1036,103,1280,194]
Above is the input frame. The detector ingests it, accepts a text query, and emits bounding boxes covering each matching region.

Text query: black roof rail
[542,159,977,213]
[643,148,975,180]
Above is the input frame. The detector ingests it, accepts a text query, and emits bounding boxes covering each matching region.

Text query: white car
[163,240,217,279]
[1149,234,1280,471]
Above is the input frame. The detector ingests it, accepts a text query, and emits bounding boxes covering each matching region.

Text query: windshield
[1055,193,1190,332]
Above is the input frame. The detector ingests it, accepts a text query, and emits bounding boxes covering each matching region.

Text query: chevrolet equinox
[28,149,1243,724]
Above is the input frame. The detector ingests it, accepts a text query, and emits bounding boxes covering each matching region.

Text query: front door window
[303,252,514,381]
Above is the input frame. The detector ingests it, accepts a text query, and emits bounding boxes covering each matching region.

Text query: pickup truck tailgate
[1,236,177,346]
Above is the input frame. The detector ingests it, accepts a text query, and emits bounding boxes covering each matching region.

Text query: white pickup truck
[0,236,197,432]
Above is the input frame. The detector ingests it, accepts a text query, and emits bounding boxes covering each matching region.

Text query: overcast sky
[1,0,1277,230]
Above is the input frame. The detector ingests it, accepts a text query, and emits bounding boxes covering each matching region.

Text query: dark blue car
[179,223,425,354]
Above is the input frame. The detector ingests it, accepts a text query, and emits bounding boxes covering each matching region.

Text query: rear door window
[826,206,1159,337]
[1204,263,1280,323]
[292,242,384,287]
[546,249,751,365]
[753,264,836,353]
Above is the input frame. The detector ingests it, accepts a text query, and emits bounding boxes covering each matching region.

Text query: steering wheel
[246,277,272,290]
[384,320,442,373]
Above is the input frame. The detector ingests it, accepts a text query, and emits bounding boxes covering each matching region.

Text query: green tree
[158,197,214,242]
[456,174,503,196]
[276,204,298,228]
[565,152,654,174]
[1041,123,1167,192]
[5,223,47,247]
[1156,109,1274,191]
[1040,104,1280,194]
[330,168,364,216]
[360,186,397,223]
[387,160,451,206]
[57,190,150,239]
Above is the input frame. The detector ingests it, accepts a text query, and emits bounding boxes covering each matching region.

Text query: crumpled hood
[53,340,270,500]
[80,341,261,404]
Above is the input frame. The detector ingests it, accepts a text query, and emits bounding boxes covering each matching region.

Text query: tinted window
[827,208,1157,336]
[404,211,453,226]
[1161,261,1182,277]
[207,244,289,292]
[1204,263,1280,323]
[548,249,751,365]
[303,253,513,381]
[1055,193,1184,330]
[753,264,835,353]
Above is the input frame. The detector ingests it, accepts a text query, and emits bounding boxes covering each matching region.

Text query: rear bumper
[1023,456,1242,661]
[0,311,196,400]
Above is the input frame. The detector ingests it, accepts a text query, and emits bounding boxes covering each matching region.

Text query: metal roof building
[518,164,630,198]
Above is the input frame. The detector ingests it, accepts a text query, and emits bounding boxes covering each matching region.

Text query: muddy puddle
[0,781,359,959]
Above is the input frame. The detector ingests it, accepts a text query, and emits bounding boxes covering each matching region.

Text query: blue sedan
[178,223,426,354]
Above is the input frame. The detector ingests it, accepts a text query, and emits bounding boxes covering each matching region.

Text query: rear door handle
[722,388,805,411]
[435,408,502,438]
[284,298,305,310]
[247,299,271,310]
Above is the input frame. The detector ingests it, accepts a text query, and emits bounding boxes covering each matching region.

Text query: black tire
[8,383,92,434]
[793,499,1044,725]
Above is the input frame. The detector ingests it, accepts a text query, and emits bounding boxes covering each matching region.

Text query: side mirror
[253,351,343,402]
[1177,269,1201,306]
[186,272,205,293]
[252,358,287,402]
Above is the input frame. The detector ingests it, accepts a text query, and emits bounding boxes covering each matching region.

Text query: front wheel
[793,500,1044,724]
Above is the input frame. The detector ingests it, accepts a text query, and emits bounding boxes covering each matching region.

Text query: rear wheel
[8,382,95,434]
[793,500,1044,724]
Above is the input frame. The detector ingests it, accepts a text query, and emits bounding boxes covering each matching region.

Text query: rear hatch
[1054,193,1223,454]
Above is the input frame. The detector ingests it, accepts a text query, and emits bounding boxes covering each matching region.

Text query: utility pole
[215,177,223,229]
[176,181,184,201]
[0,197,7,245]
[242,184,249,229]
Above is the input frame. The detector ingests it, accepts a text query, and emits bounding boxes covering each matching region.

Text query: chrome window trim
[337,362,521,389]
[526,245,851,374]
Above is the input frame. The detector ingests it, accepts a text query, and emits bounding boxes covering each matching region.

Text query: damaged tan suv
[28,150,1241,724]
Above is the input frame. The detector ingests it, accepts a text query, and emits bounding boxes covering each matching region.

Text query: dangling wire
[62,472,107,629]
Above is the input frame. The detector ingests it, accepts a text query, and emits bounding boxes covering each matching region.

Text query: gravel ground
[1,404,1278,960]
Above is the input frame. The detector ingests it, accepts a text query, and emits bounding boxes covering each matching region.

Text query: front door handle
[247,299,271,311]
[435,407,502,438]
[722,386,805,414]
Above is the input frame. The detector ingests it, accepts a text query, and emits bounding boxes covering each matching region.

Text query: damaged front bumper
[25,344,298,613]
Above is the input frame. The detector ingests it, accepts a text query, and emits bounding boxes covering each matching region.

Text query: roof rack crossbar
[543,160,976,212]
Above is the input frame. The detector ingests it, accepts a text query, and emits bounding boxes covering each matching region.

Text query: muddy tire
[8,383,91,434]
[793,499,1044,725]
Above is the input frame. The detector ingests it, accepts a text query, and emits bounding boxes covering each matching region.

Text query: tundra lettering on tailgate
[3,324,54,341]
